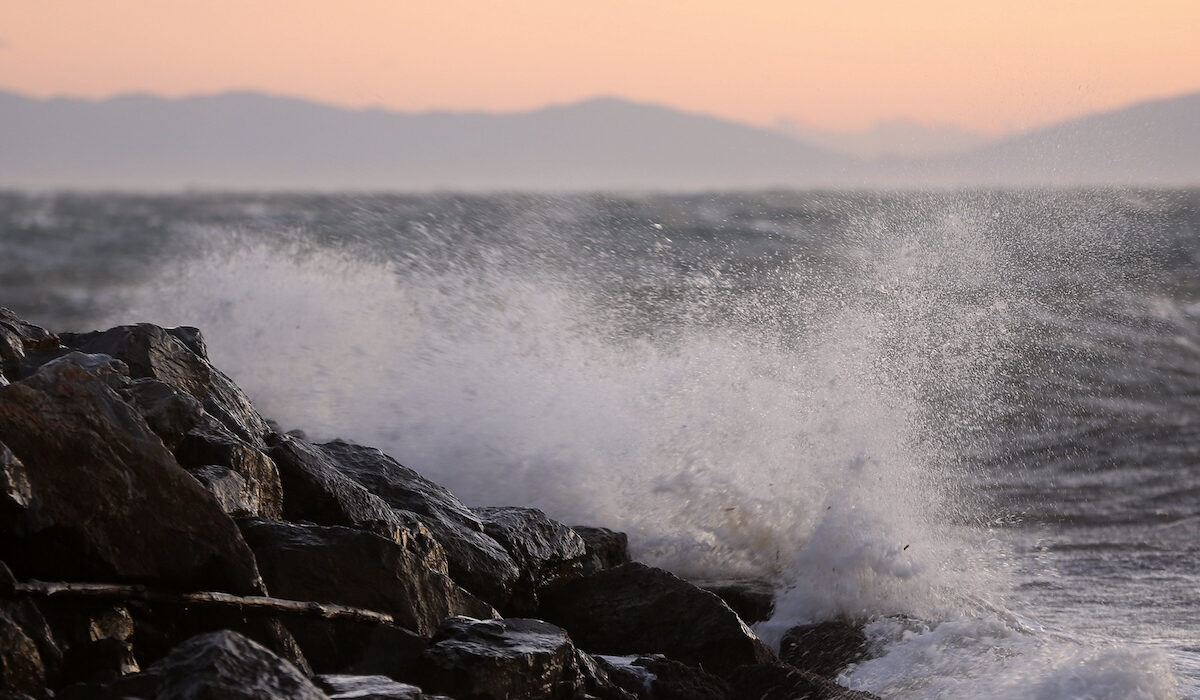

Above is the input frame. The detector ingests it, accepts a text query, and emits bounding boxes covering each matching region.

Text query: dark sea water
[3,190,1199,698]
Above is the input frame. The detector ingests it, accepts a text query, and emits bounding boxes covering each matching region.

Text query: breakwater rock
[0,308,877,699]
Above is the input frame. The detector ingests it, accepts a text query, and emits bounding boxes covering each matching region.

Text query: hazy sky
[3,1,1198,134]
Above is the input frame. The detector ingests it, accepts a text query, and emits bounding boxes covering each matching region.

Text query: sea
[2,189,1198,699]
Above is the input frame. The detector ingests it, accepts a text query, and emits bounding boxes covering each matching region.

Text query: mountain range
[1,90,1197,191]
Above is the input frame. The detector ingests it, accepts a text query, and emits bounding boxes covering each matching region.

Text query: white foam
[841,615,1179,699]
[103,199,1182,697]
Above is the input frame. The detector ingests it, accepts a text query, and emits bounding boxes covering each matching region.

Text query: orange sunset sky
[3,1,1199,134]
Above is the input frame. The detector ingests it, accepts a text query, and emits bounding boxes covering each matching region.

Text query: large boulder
[60,324,272,448]
[0,309,59,353]
[115,629,325,700]
[175,420,283,519]
[778,621,869,679]
[725,664,880,700]
[415,617,591,700]
[571,525,631,574]
[536,563,776,676]
[474,507,587,615]
[265,434,445,570]
[0,608,46,697]
[693,579,776,625]
[314,674,428,700]
[0,359,263,594]
[316,440,519,607]
[238,519,494,637]
[119,378,207,451]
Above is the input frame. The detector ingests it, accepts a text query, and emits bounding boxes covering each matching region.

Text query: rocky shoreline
[0,308,877,699]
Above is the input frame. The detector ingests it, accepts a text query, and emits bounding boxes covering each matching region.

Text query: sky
[3,1,1199,135]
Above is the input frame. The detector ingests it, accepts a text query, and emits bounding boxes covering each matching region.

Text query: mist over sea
[3,189,1198,698]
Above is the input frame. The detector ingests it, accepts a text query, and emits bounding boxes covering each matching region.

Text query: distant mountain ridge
[1,90,1197,190]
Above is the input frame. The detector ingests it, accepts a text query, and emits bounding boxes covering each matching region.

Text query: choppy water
[2,190,1198,698]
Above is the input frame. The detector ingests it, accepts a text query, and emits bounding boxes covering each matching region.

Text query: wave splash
[105,195,1180,698]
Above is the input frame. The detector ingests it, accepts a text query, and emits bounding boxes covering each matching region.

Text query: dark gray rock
[317,440,519,608]
[0,441,31,534]
[60,323,272,448]
[285,618,426,679]
[238,519,494,637]
[266,434,446,570]
[37,353,129,391]
[40,603,138,685]
[187,466,257,518]
[135,629,326,700]
[315,674,426,699]
[120,378,207,451]
[0,608,47,697]
[571,526,631,574]
[175,421,283,519]
[0,360,263,595]
[693,579,776,625]
[416,617,589,700]
[0,308,59,352]
[536,563,776,676]
[779,621,868,679]
[725,663,880,700]
[474,507,587,615]
[633,656,729,700]
[0,326,24,381]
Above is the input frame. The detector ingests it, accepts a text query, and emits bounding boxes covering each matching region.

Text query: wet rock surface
[316,440,520,608]
[0,310,876,700]
[0,358,262,594]
[239,518,494,637]
[474,507,587,615]
[778,621,869,679]
[572,525,631,574]
[537,562,776,676]
[121,629,326,700]
[693,579,776,625]
[415,617,590,700]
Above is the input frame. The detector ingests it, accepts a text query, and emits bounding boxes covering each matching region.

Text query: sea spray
[57,190,1186,698]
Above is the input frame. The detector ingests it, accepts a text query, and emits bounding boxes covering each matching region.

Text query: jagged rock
[37,353,129,391]
[120,378,207,451]
[0,608,45,697]
[0,308,58,351]
[725,663,880,700]
[41,603,138,684]
[287,618,426,679]
[165,326,206,358]
[0,326,23,381]
[124,602,311,680]
[416,617,592,700]
[317,440,519,607]
[60,323,272,448]
[633,656,730,700]
[187,466,257,518]
[0,441,31,533]
[238,519,494,637]
[315,674,427,699]
[592,656,655,698]
[572,526,631,574]
[0,360,263,595]
[573,652,640,700]
[123,629,325,700]
[537,563,776,676]
[778,621,868,679]
[265,434,446,570]
[0,563,62,689]
[693,579,776,625]
[474,507,587,615]
[175,421,283,519]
